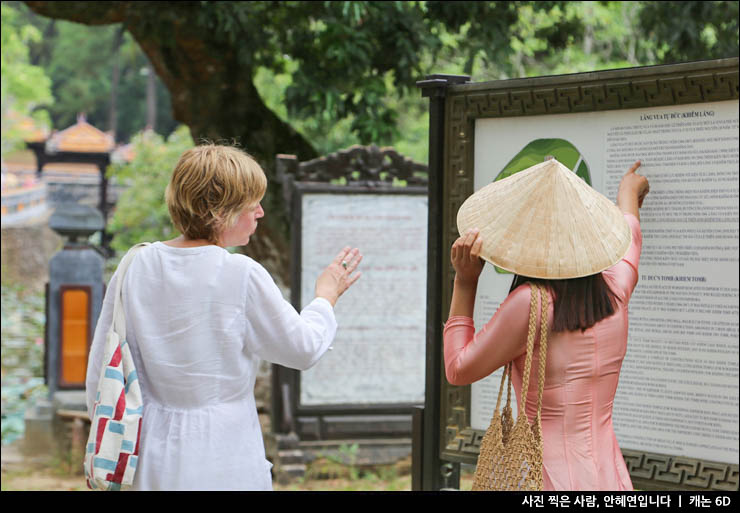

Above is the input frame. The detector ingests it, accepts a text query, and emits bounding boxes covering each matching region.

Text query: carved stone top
[277,144,428,187]
[49,202,104,242]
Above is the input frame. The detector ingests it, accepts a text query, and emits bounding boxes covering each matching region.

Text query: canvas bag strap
[111,243,150,339]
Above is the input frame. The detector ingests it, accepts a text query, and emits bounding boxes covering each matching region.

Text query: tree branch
[25,1,129,25]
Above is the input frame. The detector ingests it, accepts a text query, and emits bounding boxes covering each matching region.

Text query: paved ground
[1,439,474,491]
[1,442,90,491]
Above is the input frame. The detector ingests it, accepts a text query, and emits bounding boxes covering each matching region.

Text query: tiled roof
[9,111,50,142]
[46,114,114,153]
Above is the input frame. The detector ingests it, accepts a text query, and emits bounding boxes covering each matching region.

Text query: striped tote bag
[84,243,149,490]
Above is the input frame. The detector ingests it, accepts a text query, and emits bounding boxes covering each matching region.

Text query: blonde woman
[86,144,362,490]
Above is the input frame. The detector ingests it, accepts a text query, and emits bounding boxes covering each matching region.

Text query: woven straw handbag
[84,243,149,490]
[472,282,549,491]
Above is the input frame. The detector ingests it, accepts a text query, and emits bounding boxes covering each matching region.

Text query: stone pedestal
[22,391,89,462]
[22,398,54,457]
[269,432,308,484]
[52,390,87,412]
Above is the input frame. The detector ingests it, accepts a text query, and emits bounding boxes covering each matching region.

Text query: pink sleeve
[443,284,534,386]
[603,213,642,301]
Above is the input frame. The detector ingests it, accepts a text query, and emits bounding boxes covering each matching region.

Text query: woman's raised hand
[451,229,484,286]
[315,247,362,307]
[617,160,650,219]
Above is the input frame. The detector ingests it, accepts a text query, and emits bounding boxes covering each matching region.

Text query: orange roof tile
[46,114,114,153]
[6,110,50,142]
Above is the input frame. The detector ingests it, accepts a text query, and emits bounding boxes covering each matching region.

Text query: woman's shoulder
[141,242,267,281]
[503,282,536,311]
[219,251,275,286]
[503,281,554,318]
[221,252,279,288]
[221,249,258,267]
[147,241,257,263]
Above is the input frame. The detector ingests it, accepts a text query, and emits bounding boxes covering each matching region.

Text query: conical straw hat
[456,158,631,279]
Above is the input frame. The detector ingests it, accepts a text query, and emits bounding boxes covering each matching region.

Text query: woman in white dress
[86,144,362,490]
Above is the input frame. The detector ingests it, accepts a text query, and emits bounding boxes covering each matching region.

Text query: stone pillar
[25,203,105,457]
[45,204,105,400]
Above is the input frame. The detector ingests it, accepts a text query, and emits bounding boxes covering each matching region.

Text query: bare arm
[617,160,650,221]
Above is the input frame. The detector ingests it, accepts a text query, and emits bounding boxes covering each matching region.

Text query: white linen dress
[85,242,337,490]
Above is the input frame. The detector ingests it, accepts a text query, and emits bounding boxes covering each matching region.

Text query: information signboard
[297,190,428,407]
[437,59,739,491]
[272,146,429,441]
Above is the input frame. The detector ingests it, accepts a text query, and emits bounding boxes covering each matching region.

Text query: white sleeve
[243,262,337,370]
[85,271,119,419]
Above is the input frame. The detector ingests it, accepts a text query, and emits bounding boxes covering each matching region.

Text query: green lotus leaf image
[493,138,591,275]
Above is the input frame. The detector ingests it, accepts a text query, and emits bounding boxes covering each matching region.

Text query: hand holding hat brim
[456,159,631,280]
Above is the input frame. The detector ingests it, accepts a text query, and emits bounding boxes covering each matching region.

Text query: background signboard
[272,146,429,442]
[437,59,739,491]
[297,189,428,408]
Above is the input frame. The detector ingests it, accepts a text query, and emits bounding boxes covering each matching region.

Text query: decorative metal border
[622,449,740,492]
[280,144,428,186]
[438,59,739,490]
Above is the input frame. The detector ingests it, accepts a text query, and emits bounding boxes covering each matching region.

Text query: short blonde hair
[165,144,267,244]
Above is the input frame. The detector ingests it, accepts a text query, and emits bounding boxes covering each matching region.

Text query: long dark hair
[509,273,621,332]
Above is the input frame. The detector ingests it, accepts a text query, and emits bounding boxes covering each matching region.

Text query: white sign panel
[299,192,428,405]
[470,100,739,465]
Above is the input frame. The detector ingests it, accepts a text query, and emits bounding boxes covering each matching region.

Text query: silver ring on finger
[342,261,348,269]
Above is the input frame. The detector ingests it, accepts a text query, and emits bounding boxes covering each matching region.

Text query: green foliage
[12,1,177,143]
[254,64,362,158]
[331,443,359,477]
[0,2,53,156]
[1,283,46,377]
[132,2,586,147]
[41,22,177,141]
[310,443,361,481]
[254,59,430,164]
[639,1,740,63]
[500,2,658,78]
[1,284,48,446]
[106,126,193,255]
[254,0,738,165]
[11,0,737,254]
[19,0,739,169]
[1,377,46,446]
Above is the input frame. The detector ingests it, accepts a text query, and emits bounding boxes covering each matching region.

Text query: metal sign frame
[436,58,739,491]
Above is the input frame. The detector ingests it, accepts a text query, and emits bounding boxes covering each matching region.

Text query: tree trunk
[24,1,319,285]
[128,24,317,285]
[145,61,156,132]
[109,26,125,140]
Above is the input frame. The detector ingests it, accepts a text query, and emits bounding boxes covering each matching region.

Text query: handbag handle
[534,284,549,422]
[494,360,510,414]
[516,283,549,417]
[111,243,150,340]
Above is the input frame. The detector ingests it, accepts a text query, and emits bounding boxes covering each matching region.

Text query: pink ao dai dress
[444,213,642,491]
